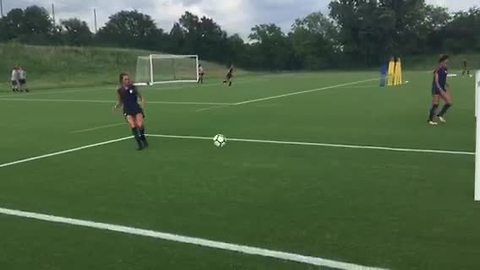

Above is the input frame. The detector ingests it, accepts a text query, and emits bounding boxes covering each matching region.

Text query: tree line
[0,1,479,70]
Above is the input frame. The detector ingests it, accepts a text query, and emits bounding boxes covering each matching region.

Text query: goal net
[135,54,199,85]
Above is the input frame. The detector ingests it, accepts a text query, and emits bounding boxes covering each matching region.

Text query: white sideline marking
[71,123,125,134]
[148,134,474,156]
[0,207,386,270]
[0,87,104,98]
[234,78,377,105]
[0,137,131,169]
[0,98,232,106]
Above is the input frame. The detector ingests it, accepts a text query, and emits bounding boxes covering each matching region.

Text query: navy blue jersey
[117,85,142,114]
[432,66,448,90]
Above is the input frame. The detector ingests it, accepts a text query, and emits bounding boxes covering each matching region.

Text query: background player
[198,64,205,84]
[18,66,29,92]
[113,73,149,150]
[462,59,470,77]
[223,64,234,87]
[10,66,19,92]
[428,55,453,126]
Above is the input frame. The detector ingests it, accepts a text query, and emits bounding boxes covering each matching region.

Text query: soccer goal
[135,54,199,86]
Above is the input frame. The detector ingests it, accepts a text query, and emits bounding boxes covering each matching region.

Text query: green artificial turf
[0,70,478,270]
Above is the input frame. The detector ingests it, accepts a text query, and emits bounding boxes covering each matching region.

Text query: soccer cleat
[428,121,438,126]
[437,116,447,123]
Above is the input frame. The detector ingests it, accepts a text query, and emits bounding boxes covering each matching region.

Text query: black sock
[438,104,452,117]
[131,128,143,147]
[429,104,439,121]
[139,127,147,141]
[228,81,232,87]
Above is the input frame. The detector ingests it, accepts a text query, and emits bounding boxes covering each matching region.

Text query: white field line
[196,104,233,112]
[0,98,232,106]
[0,207,386,270]
[148,134,474,156]
[0,87,105,98]
[71,123,125,134]
[0,76,269,98]
[0,137,131,169]
[1,78,377,108]
[233,78,378,105]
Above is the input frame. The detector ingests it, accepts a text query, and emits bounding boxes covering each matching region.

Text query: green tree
[226,34,246,66]
[97,10,160,49]
[330,0,397,66]
[61,18,93,46]
[3,8,25,40]
[175,12,229,62]
[167,23,186,53]
[442,8,480,53]
[0,18,7,41]
[291,12,338,69]
[249,24,293,70]
[22,6,53,35]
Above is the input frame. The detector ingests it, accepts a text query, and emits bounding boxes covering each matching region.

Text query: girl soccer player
[114,73,149,150]
[11,66,19,92]
[223,65,234,87]
[428,55,453,126]
[198,64,205,84]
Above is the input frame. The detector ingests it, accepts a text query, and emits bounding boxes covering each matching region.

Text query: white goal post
[135,54,199,86]
[476,70,480,201]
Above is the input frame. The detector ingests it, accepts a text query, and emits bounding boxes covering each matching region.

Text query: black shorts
[226,73,233,79]
[123,108,145,119]
[19,79,26,85]
[432,86,446,96]
[11,80,17,86]
[199,72,205,76]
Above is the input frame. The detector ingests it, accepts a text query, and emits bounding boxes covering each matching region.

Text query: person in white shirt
[18,66,29,92]
[198,64,205,84]
[11,66,19,92]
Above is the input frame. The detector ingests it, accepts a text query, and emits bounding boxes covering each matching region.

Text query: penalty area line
[147,134,474,156]
[233,78,378,106]
[0,207,387,270]
[71,123,126,134]
[0,137,132,169]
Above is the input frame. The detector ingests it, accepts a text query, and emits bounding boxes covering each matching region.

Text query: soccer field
[0,71,478,270]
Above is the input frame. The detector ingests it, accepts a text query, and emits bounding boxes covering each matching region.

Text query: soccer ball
[213,134,227,148]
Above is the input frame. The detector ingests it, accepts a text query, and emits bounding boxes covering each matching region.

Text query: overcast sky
[3,0,479,39]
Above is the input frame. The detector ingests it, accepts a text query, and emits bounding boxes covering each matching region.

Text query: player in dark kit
[223,65,234,87]
[114,73,149,150]
[428,55,453,126]
[462,59,470,77]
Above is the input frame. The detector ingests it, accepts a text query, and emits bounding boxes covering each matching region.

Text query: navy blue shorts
[123,108,144,119]
[432,86,446,96]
